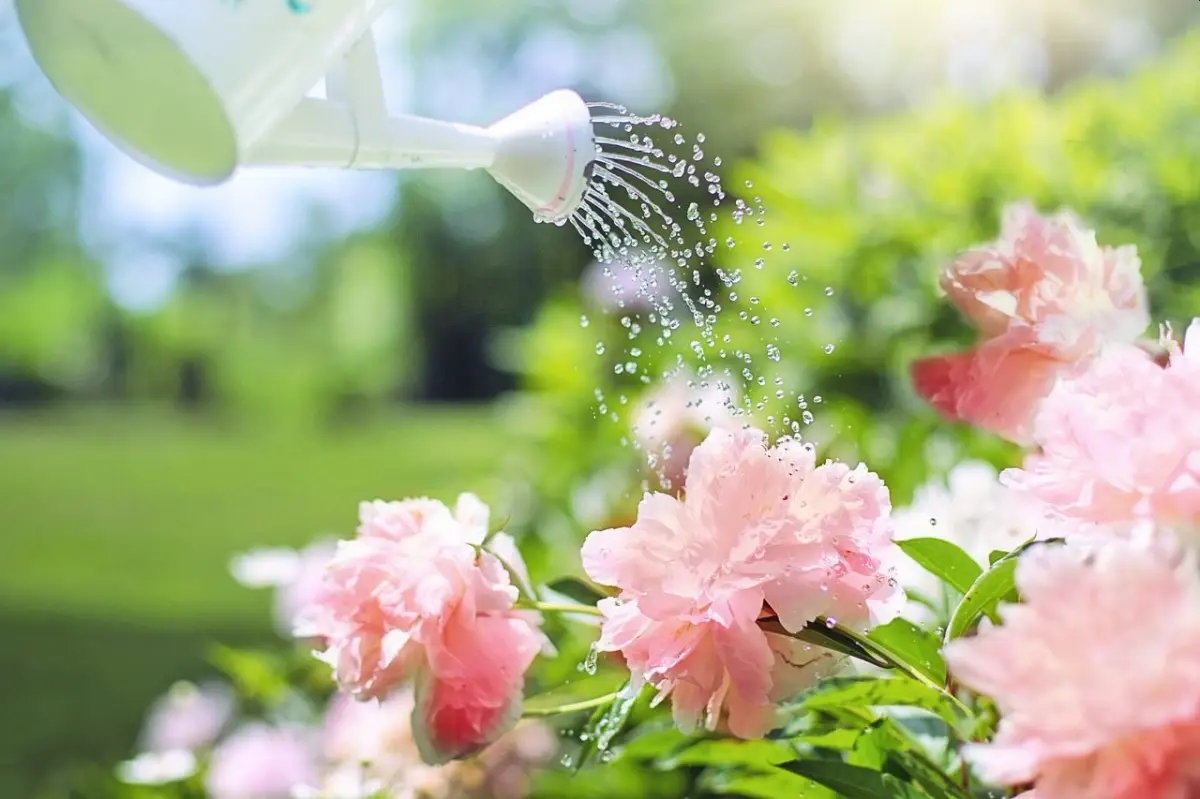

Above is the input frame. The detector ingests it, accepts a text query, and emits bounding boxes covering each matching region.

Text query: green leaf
[574,682,647,772]
[792,728,862,751]
[208,645,289,705]
[947,560,1013,641]
[986,549,1008,566]
[889,749,974,799]
[522,671,626,714]
[944,542,1056,643]
[699,769,836,799]
[778,620,887,665]
[896,538,982,595]
[661,739,796,770]
[781,759,929,799]
[801,675,965,728]
[544,576,612,606]
[616,726,690,762]
[846,723,888,770]
[868,618,948,685]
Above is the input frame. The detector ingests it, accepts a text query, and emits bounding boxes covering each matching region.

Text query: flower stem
[521,602,606,618]
[522,691,619,718]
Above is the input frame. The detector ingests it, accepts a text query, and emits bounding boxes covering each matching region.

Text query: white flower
[116,749,197,785]
[892,460,1045,623]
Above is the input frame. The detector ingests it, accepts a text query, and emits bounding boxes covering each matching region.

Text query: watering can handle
[326,29,387,125]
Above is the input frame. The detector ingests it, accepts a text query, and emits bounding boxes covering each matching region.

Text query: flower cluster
[908,203,1200,797]
[113,199,1200,799]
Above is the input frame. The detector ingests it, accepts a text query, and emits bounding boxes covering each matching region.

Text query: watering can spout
[242,99,500,173]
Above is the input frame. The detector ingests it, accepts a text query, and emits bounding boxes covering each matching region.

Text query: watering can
[15,0,597,223]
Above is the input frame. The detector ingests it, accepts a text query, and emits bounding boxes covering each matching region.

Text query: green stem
[820,617,972,718]
[521,601,606,618]
[522,691,618,718]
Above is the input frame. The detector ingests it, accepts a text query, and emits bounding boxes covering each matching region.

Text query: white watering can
[15,0,598,223]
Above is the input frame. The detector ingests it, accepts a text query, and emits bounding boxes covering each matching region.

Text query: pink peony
[317,689,558,799]
[320,690,451,798]
[138,681,234,754]
[632,372,741,491]
[912,202,1148,444]
[230,542,338,638]
[1003,321,1200,536]
[581,426,902,739]
[945,537,1200,799]
[297,494,546,764]
[205,724,319,799]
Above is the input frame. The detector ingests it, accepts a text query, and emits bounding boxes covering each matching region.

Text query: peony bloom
[205,724,319,799]
[912,202,1148,444]
[945,537,1200,799]
[582,426,902,739]
[1003,321,1200,538]
[316,689,557,799]
[297,494,546,764]
[892,461,1052,621]
[632,372,741,491]
[137,681,234,754]
[231,541,337,638]
[319,690,452,798]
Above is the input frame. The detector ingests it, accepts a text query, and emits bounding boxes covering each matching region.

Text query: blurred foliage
[502,28,1200,568]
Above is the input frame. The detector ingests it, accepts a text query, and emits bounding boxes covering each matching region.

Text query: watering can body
[16,0,597,222]
[17,0,395,184]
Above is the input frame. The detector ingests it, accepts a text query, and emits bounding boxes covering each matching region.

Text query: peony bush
[92,197,1200,799]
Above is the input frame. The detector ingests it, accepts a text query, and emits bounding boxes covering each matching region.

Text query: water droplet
[824,286,834,297]
[823,344,835,355]
[595,342,606,355]
[580,315,590,328]
[786,270,799,286]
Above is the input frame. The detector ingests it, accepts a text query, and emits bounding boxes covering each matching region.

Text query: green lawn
[0,405,508,795]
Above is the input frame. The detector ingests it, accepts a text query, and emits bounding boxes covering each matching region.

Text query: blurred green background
[4,0,1200,794]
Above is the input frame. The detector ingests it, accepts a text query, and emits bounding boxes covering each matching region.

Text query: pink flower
[1003,321,1200,535]
[320,690,451,797]
[205,724,319,799]
[230,542,337,638]
[581,426,902,739]
[633,373,742,490]
[138,681,234,754]
[297,494,546,764]
[317,689,557,799]
[581,254,676,314]
[912,202,1148,444]
[945,537,1200,799]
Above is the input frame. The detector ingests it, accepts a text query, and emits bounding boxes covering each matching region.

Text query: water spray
[14,0,609,224]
